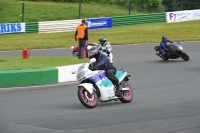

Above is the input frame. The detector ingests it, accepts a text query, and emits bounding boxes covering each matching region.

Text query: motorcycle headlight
[178,46,183,51]
[77,71,85,80]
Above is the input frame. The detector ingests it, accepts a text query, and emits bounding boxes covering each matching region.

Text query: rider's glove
[93,64,100,70]
[99,47,102,50]
[102,49,107,52]
[106,50,110,54]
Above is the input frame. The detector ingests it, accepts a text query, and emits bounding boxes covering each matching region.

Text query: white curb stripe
[56,64,82,83]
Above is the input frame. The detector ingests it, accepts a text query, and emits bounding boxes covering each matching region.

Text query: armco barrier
[112,12,166,27]
[38,17,112,33]
[25,22,38,33]
[38,19,81,33]
[0,64,82,88]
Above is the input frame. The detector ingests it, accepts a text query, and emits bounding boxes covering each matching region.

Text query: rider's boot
[160,53,165,57]
[115,84,123,95]
[115,84,119,92]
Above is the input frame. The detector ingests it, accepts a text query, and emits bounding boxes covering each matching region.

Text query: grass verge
[0,57,88,70]
[0,0,133,23]
[0,20,200,51]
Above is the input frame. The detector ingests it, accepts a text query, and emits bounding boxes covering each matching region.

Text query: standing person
[75,19,88,59]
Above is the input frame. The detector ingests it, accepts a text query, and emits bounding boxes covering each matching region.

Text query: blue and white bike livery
[154,42,189,61]
[71,58,133,108]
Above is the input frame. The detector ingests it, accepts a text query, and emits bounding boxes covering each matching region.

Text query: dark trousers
[105,68,119,86]
[78,39,86,58]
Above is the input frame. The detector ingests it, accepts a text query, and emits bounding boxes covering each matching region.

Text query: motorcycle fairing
[78,83,94,94]
[115,70,127,83]
[88,70,106,83]
[88,71,113,88]
[88,70,127,88]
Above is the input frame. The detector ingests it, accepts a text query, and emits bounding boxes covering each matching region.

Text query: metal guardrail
[112,12,166,27]
[0,12,170,34]
[25,22,38,33]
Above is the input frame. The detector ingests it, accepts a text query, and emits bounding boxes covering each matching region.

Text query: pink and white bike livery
[71,58,133,108]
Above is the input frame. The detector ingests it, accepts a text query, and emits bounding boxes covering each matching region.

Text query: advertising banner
[166,9,200,23]
[0,23,25,34]
[86,17,112,30]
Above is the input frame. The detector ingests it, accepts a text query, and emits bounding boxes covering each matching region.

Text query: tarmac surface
[0,42,200,133]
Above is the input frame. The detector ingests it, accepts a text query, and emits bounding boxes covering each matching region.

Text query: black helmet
[87,46,99,58]
[98,36,107,46]
[162,35,167,41]
[82,19,86,23]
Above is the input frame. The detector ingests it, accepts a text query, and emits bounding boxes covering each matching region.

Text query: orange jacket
[75,24,88,39]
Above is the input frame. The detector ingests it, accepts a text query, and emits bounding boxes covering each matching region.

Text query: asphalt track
[0,42,200,133]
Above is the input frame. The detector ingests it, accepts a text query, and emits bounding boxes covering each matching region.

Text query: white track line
[0,81,78,90]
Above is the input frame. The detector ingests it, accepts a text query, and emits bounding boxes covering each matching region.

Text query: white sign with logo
[0,23,25,34]
[166,9,200,23]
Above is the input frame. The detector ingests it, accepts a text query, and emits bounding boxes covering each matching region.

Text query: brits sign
[0,23,25,34]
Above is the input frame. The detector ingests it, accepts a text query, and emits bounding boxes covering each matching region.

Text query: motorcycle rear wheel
[119,81,133,103]
[77,87,98,108]
[181,52,189,61]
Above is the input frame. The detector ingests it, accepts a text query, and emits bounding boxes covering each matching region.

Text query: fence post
[128,0,131,15]
[129,0,132,15]
[78,0,81,19]
[180,0,183,10]
[22,3,24,22]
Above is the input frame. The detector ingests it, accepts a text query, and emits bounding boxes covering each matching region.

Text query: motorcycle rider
[87,45,120,93]
[158,35,173,56]
[98,36,113,63]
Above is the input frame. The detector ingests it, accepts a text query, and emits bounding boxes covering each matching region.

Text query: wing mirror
[71,68,77,74]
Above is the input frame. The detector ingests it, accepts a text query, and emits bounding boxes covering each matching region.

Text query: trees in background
[162,0,200,11]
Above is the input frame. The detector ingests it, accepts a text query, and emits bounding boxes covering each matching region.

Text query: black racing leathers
[93,52,119,89]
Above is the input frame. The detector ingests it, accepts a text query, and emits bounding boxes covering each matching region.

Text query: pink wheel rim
[122,83,132,100]
[81,88,97,106]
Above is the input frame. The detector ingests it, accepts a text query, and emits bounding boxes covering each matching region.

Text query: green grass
[0,57,89,70]
[0,0,134,23]
[0,20,200,51]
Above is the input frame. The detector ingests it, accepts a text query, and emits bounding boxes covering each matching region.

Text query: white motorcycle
[71,44,114,64]
[71,58,133,108]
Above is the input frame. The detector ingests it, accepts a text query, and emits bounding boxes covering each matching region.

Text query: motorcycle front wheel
[181,52,189,61]
[119,81,133,103]
[72,51,78,57]
[77,87,98,108]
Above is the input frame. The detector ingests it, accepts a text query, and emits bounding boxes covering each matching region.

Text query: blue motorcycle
[154,42,189,61]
